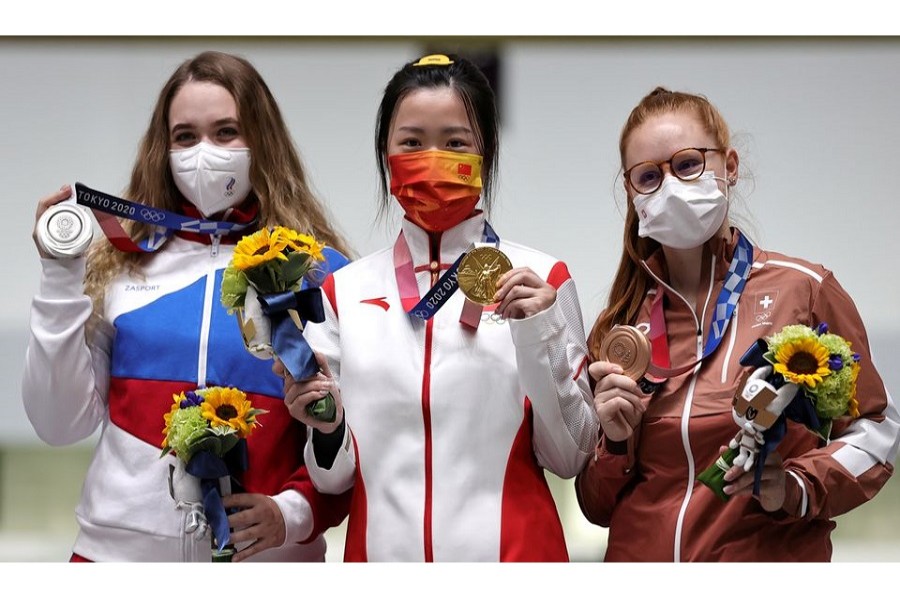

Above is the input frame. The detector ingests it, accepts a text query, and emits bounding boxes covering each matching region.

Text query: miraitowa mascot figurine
[699,337,822,500]
[730,365,799,473]
[700,323,859,500]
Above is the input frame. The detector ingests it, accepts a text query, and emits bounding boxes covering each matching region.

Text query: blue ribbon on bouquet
[738,341,822,496]
[257,288,326,380]
[186,440,249,552]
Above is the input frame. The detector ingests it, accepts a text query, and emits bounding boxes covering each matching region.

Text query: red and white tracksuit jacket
[303,213,599,561]
[576,228,899,561]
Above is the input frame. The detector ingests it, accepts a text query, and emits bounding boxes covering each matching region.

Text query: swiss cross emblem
[754,291,778,313]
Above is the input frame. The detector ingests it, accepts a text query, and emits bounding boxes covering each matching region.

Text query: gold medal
[599,325,652,381]
[457,246,512,305]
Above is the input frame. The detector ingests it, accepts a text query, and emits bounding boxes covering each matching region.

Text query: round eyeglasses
[624,147,723,195]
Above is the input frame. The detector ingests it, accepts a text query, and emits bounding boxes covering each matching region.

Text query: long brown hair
[84,51,352,334]
[587,87,732,360]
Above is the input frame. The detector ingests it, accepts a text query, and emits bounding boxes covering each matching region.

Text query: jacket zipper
[197,236,223,387]
[671,252,716,562]
[183,244,220,560]
[421,235,441,562]
[645,254,720,562]
[197,260,217,389]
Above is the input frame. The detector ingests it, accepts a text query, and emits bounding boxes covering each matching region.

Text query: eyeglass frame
[623,147,725,195]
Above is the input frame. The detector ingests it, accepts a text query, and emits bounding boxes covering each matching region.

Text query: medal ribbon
[393,221,499,322]
[644,231,754,379]
[74,182,255,253]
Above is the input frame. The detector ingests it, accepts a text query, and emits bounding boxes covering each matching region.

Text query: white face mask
[633,171,728,250]
[169,142,252,217]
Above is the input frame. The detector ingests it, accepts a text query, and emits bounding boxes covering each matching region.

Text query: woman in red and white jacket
[280,54,599,562]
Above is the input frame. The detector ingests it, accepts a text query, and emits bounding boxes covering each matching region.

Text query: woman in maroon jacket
[576,86,899,561]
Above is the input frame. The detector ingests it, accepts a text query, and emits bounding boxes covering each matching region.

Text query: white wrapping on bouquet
[168,460,209,541]
[235,285,275,359]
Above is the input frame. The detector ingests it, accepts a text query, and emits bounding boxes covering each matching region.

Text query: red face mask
[389,150,483,233]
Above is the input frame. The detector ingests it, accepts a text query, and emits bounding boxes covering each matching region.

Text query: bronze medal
[599,325,652,381]
[457,246,512,305]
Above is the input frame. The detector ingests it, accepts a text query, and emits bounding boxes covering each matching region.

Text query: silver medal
[36,203,94,258]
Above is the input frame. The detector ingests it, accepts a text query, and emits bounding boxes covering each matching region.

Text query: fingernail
[722,485,733,495]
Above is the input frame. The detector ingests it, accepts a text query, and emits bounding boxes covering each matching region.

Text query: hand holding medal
[481,255,557,320]
[588,326,665,443]
[599,326,652,382]
[598,325,664,394]
[33,184,94,259]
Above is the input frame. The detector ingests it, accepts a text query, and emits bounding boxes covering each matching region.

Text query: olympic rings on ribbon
[140,208,166,223]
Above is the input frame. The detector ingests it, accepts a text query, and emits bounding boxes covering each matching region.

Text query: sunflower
[772,337,832,387]
[232,228,290,271]
[200,387,258,438]
[848,360,861,419]
[281,228,326,262]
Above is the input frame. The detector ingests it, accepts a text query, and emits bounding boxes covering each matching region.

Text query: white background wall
[2,37,897,443]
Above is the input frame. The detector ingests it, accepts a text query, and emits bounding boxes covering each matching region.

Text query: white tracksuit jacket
[303,213,599,561]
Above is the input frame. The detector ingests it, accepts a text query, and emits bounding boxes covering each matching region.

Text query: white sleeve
[270,488,314,545]
[300,287,356,494]
[21,257,112,445]
[508,277,599,479]
[302,418,356,494]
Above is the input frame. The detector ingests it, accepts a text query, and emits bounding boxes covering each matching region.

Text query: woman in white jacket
[23,51,352,562]
[280,53,599,562]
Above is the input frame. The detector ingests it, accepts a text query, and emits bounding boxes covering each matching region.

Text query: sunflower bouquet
[698,322,861,501]
[161,386,267,561]
[221,226,336,422]
[765,323,861,430]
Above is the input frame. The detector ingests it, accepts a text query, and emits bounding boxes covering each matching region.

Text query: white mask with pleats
[633,171,728,249]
